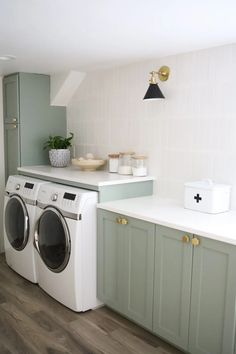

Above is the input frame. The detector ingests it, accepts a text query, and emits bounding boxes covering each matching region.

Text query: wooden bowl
[71,158,106,171]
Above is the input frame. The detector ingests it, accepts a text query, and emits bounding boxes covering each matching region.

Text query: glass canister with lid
[132,155,148,176]
[108,153,119,173]
[118,152,135,175]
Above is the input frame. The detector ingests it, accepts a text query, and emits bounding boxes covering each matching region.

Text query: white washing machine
[4,175,49,283]
[34,183,101,312]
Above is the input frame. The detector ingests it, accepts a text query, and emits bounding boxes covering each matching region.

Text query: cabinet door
[153,225,192,351]
[3,74,19,124]
[97,210,155,329]
[189,237,236,354]
[97,209,126,313]
[19,73,66,166]
[3,73,66,171]
[4,123,21,179]
[123,218,155,330]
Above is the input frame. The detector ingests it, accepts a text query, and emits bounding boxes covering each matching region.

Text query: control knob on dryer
[15,183,21,191]
[51,193,58,202]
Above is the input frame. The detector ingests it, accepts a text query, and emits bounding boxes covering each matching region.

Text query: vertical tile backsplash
[67,44,236,208]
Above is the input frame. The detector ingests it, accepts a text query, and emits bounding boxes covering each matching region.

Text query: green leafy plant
[44,132,74,150]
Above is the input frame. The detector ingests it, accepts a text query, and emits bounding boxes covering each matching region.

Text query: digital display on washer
[24,182,34,189]
[63,192,76,201]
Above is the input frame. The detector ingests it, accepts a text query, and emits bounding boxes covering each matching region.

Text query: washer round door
[35,207,71,273]
[5,195,29,251]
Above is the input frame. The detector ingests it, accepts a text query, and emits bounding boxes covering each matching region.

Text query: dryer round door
[5,195,29,251]
[35,207,71,273]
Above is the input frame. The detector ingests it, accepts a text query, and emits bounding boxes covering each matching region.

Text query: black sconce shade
[143,83,165,100]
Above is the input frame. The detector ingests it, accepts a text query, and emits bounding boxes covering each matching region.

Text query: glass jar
[118,152,135,175]
[132,155,147,176]
[108,153,119,173]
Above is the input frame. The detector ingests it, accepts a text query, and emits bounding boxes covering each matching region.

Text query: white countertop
[18,165,155,187]
[98,196,236,245]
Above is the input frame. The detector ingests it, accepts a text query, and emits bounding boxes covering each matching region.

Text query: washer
[4,175,49,283]
[34,183,100,312]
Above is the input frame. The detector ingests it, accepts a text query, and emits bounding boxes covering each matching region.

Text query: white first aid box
[184,179,231,214]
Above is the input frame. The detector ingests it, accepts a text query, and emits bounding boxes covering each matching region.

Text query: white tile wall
[67,44,236,208]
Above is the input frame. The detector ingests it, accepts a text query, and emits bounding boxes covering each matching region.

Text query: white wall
[67,44,236,208]
[0,77,5,252]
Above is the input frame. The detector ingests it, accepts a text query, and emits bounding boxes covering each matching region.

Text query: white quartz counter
[18,165,154,187]
[98,196,236,245]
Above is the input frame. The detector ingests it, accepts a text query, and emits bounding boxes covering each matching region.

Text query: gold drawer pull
[116,217,128,225]
[192,237,200,246]
[182,235,190,243]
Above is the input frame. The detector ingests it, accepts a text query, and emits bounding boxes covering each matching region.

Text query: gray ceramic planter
[49,149,70,167]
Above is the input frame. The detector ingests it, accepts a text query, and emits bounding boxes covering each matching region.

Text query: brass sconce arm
[149,66,170,84]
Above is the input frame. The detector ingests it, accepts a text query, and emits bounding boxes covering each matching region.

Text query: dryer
[4,175,49,283]
[34,183,101,312]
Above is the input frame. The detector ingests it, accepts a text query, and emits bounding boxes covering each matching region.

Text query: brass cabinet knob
[116,217,121,224]
[12,118,17,122]
[116,217,128,225]
[192,237,200,246]
[121,218,128,225]
[182,235,190,243]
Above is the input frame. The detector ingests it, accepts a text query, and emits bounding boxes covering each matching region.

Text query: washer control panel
[23,182,35,196]
[5,176,49,201]
[63,192,76,201]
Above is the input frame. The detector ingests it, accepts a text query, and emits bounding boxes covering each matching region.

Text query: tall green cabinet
[3,73,66,180]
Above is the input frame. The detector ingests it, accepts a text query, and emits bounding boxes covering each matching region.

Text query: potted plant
[44,133,74,167]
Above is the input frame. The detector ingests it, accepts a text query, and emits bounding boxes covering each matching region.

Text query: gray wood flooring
[0,254,184,354]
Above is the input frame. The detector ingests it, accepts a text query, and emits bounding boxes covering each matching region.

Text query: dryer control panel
[37,183,98,215]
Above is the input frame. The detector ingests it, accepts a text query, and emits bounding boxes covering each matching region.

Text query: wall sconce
[143,66,170,100]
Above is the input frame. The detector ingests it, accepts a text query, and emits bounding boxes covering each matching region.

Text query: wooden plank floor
[0,254,184,354]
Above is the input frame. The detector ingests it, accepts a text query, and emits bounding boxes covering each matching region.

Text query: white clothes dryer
[4,175,49,283]
[34,183,101,312]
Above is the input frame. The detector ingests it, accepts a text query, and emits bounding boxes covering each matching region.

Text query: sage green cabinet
[3,74,19,123]
[153,226,192,350]
[189,237,236,354]
[4,123,20,177]
[97,210,236,354]
[97,209,155,330]
[3,73,66,180]
[153,227,236,354]
[97,210,125,313]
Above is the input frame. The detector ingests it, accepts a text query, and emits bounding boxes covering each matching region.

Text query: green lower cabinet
[97,213,236,354]
[153,225,192,351]
[189,237,236,354]
[97,210,125,313]
[123,218,155,329]
[97,209,155,330]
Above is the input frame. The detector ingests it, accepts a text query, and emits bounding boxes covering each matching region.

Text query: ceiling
[0,0,236,75]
